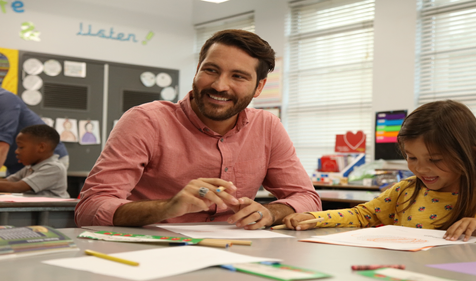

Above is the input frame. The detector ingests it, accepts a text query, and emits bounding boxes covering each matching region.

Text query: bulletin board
[15,50,179,173]
[0,47,19,94]
[106,62,179,138]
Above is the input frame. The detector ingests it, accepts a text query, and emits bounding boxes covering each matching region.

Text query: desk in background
[0,224,473,281]
[67,171,90,198]
[316,190,380,207]
[313,183,381,209]
[255,189,380,208]
[313,182,380,191]
[0,196,78,228]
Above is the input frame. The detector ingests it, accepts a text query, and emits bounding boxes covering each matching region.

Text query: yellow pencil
[207,239,252,246]
[85,249,139,266]
[216,186,226,192]
[197,239,231,248]
[270,218,324,230]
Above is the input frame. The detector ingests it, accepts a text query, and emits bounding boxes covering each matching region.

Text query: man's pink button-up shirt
[75,92,321,226]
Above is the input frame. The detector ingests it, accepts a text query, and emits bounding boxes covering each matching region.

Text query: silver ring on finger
[198,187,209,198]
[256,210,263,221]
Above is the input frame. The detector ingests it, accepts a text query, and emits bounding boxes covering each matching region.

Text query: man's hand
[162,178,239,219]
[444,217,476,242]
[113,178,239,226]
[282,213,316,231]
[226,198,296,230]
[227,197,274,230]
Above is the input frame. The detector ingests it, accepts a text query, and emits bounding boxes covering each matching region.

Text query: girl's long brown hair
[397,100,476,229]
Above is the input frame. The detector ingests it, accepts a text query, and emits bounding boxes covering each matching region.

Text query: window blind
[416,0,476,110]
[194,12,255,55]
[286,0,375,176]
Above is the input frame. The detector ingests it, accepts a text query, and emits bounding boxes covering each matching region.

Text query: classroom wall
[1,0,420,162]
[192,0,419,114]
[0,0,196,98]
[193,0,418,164]
[192,0,288,58]
[372,0,418,114]
[1,0,420,113]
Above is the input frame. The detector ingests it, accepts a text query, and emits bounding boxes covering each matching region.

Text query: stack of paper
[44,247,281,280]
[300,225,476,251]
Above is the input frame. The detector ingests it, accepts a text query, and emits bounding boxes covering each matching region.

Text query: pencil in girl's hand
[270,218,324,230]
[216,186,226,192]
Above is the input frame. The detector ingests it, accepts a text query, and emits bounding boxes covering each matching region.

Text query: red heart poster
[335,131,366,153]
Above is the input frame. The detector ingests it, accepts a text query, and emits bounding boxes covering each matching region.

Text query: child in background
[282,100,476,241]
[0,125,69,198]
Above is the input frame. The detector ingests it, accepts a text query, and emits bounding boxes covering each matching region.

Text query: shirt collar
[180,91,250,137]
[29,154,59,171]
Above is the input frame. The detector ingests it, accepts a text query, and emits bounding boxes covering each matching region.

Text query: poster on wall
[0,47,19,94]
[55,118,79,143]
[335,131,366,153]
[64,61,86,78]
[78,120,101,145]
[43,59,62,76]
[374,110,407,160]
[21,90,42,106]
[23,58,43,75]
[41,117,54,127]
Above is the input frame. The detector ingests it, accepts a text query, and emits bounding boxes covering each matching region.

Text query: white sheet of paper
[43,246,281,281]
[155,224,293,239]
[301,225,476,251]
[375,268,451,281]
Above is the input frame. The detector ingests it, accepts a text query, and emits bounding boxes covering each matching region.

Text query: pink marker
[351,264,405,271]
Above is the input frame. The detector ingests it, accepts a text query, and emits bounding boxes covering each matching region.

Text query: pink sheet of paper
[0,196,76,202]
[427,262,476,276]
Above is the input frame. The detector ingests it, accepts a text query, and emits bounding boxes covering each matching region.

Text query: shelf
[313,182,380,191]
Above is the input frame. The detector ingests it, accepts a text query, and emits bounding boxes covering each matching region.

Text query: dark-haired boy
[0,125,69,198]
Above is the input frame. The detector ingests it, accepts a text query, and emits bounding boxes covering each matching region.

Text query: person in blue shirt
[0,88,69,175]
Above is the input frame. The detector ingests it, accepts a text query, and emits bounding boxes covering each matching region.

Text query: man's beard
[192,82,254,121]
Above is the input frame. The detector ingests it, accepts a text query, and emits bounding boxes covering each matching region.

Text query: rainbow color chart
[375,112,406,143]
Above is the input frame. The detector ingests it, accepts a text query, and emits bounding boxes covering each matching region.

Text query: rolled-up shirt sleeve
[74,107,157,226]
[263,118,322,213]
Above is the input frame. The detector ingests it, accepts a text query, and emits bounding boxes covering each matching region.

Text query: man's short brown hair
[198,29,275,86]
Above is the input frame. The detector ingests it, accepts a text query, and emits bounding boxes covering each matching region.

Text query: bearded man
[75,29,321,228]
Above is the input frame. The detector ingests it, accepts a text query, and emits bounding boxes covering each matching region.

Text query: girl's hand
[282,213,316,231]
[444,218,476,242]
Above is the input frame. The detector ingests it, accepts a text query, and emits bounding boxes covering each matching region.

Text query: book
[0,225,78,259]
[78,230,251,248]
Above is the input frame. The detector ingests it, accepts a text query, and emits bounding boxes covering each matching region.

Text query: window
[194,12,255,56]
[286,0,375,175]
[416,0,476,109]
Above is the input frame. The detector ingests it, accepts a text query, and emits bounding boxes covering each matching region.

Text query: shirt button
[220,138,224,142]
[210,217,215,221]
[225,167,228,172]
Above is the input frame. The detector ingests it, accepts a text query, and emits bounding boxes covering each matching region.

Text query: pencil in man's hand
[270,218,324,230]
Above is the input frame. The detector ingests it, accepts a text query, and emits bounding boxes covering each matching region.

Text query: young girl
[283,100,476,241]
